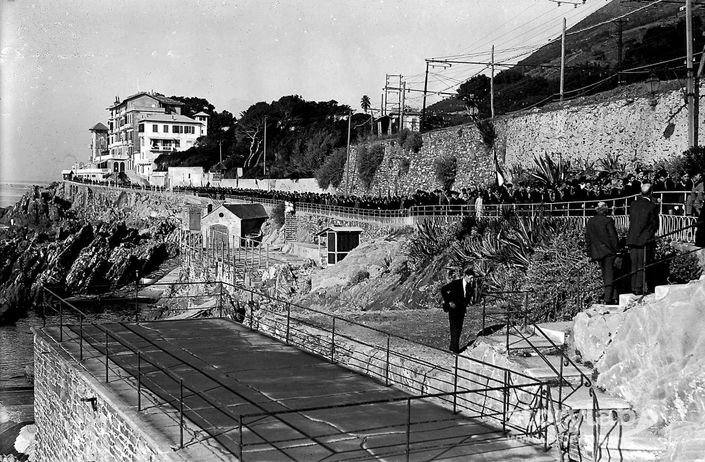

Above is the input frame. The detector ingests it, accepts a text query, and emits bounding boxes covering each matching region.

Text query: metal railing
[41,283,555,459]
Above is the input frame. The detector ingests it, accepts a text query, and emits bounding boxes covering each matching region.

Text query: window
[153,124,158,132]
[138,124,144,133]
[163,124,169,133]
[174,140,180,148]
[173,125,182,134]
[140,137,144,147]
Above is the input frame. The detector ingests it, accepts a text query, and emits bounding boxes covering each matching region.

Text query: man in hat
[627,183,660,295]
[585,201,620,304]
[441,267,481,354]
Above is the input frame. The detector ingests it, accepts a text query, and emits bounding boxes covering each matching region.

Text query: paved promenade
[52,318,556,461]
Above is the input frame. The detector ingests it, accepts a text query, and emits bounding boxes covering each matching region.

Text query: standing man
[441,267,481,354]
[627,183,660,295]
[585,201,619,304]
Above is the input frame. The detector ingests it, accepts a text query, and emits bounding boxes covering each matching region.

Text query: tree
[361,95,371,113]
[457,75,491,119]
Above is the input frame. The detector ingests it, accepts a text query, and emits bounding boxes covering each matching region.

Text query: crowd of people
[178,168,704,217]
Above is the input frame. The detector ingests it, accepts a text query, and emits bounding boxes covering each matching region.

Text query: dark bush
[271,202,285,228]
[398,129,423,153]
[357,143,386,189]
[398,158,410,176]
[681,146,705,175]
[315,147,347,189]
[350,269,370,285]
[433,155,457,190]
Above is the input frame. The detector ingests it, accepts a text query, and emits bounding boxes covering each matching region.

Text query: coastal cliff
[0,183,194,324]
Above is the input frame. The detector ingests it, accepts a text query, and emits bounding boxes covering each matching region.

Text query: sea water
[0,181,52,208]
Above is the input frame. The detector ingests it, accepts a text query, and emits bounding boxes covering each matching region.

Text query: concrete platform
[53,319,557,461]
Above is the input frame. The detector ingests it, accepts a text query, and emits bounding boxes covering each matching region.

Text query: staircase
[284,214,297,242]
[472,288,682,462]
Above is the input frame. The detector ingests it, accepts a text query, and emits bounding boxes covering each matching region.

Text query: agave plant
[597,152,623,173]
[529,152,571,186]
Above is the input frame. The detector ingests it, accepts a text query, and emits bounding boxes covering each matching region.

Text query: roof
[136,113,200,124]
[205,203,269,220]
[107,92,185,109]
[193,111,210,117]
[89,122,109,131]
[316,226,364,236]
[210,162,226,171]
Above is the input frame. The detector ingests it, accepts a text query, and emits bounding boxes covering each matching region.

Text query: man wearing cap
[441,268,481,354]
[586,201,620,304]
[627,183,660,295]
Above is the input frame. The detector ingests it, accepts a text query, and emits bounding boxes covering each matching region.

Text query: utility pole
[616,18,624,86]
[490,45,495,118]
[345,111,351,195]
[263,116,267,177]
[400,80,406,131]
[560,17,566,102]
[686,0,696,147]
[422,60,430,130]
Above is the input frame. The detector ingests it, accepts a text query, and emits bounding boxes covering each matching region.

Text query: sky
[0,0,608,183]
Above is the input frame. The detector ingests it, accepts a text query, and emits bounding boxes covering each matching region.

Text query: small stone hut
[316,226,363,265]
[201,203,269,248]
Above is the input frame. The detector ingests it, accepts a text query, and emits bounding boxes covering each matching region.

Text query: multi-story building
[106,91,208,178]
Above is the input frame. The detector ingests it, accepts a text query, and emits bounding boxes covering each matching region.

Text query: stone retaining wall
[32,332,178,462]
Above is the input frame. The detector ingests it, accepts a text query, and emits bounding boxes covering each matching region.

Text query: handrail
[40,285,553,458]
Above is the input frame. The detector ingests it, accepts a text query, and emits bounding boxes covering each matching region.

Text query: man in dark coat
[441,267,481,354]
[586,201,620,304]
[627,184,660,295]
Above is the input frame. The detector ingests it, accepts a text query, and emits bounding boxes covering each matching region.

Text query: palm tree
[360,95,371,113]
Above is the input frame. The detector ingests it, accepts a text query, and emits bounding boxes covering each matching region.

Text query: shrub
[398,158,410,176]
[433,155,457,190]
[681,146,705,175]
[357,143,385,189]
[350,269,370,285]
[398,129,423,153]
[405,219,457,269]
[654,241,703,284]
[271,202,285,228]
[522,226,601,322]
[475,119,496,147]
[315,147,347,189]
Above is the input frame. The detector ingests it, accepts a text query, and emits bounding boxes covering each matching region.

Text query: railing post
[502,370,509,435]
[59,300,63,342]
[238,415,244,462]
[285,303,291,344]
[330,317,336,362]
[482,298,486,332]
[137,352,142,411]
[179,379,184,449]
[105,330,109,382]
[559,358,565,409]
[79,315,83,361]
[219,283,223,318]
[135,270,140,323]
[406,398,412,462]
[385,335,391,386]
[453,355,459,414]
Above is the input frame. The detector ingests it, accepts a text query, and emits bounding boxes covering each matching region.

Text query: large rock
[572,303,629,364]
[596,279,705,460]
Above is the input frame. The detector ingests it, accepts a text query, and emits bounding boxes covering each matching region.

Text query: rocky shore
[0,183,181,324]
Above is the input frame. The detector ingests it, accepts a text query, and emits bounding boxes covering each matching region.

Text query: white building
[106,91,209,178]
[135,112,207,177]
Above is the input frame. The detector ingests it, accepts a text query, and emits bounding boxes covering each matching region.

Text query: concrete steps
[576,430,668,462]
[511,355,589,386]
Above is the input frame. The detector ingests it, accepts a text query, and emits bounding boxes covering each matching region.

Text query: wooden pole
[560,18,566,102]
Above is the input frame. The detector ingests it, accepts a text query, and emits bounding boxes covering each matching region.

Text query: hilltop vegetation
[426,2,705,128]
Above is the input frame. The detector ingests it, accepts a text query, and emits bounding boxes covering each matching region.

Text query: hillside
[427,0,705,125]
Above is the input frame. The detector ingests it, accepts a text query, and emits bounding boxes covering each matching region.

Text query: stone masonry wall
[33,332,176,462]
[339,80,703,196]
[340,125,495,197]
[496,81,702,171]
